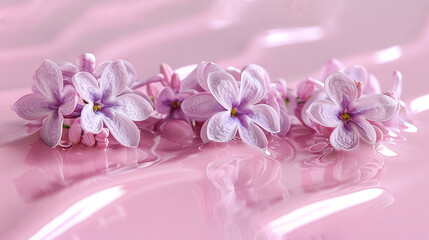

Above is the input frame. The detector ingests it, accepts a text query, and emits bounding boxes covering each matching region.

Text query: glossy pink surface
[1,1,429,239]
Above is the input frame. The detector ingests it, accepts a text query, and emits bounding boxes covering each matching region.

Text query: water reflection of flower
[13,139,138,202]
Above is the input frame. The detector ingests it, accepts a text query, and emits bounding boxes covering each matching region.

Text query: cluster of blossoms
[12,54,410,151]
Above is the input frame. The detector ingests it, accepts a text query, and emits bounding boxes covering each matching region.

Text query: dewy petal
[240,67,266,106]
[115,93,153,121]
[306,99,341,127]
[58,85,78,115]
[238,121,268,149]
[72,72,101,102]
[330,123,359,151]
[181,93,225,121]
[156,87,175,114]
[101,109,141,147]
[351,118,376,144]
[353,94,398,122]
[345,65,368,86]
[76,53,96,73]
[197,62,222,92]
[34,60,63,99]
[325,72,358,107]
[40,111,63,147]
[207,111,238,142]
[80,103,103,134]
[248,104,280,133]
[12,93,50,120]
[207,71,239,109]
[100,60,128,100]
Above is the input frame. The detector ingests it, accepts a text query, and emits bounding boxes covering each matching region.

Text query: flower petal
[320,58,344,81]
[160,63,174,84]
[59,61,78,84]
[238,121,268,149]
[101,109,140,147]
[179,66,202,92]
[392,71,402,97]
[325,72,358,107]
[80,103,103,134]
[59,85,78,115]
[306,99,341,127]
[93,61,110,79]
[207,111,238,142]
[351,118,376,144]
[345,65,368,85]
[353,94,398,122]
[248,104,280,133]
[330,124,359,151]
[181,93,225,121]
[240,67,266,106]
[34,60,63,99]
[115,93,153,121]
[156,86,175,114]
[207,71,239,109]
[100,60,128,100]
[200,119,210,143]
[12,93,50,120]
[278,107,291,137]
[197,62,222,92]
[76,53,96,73]
[40,111,63,147]
[123,60,137,88]
[72,72,100,102]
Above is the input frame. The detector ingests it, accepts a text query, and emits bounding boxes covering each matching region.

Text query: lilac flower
[182,67,280,149]
[12,60,78,147]
[60,53,138,90]
[306,72,398,151]
[72,60,153,147]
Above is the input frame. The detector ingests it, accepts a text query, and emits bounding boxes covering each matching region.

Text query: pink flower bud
[68,118,82,144]
[82,132,96,147]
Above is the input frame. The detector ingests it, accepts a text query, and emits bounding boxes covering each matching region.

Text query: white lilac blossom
[182,67,280,149]
[306,72,398,151]
[12,60,78,147]
[72,60,153,147]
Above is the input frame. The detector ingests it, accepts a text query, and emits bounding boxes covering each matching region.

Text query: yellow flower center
[341,112,351,122]
[93,104,102,112]
[171,100,180,109]
[231,108,237,117]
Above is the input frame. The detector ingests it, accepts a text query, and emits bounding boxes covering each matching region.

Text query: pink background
[1,0,429,239]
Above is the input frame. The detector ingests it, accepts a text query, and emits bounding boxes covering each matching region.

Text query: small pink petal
[82,133,96,147]
[325,72,358,107]
[101,109,141,147]
[181,93,225,121]
[240,67,266,106]
[100,60,128,100]
[76,53,96,73]
[237,121,268,149]
[72,72,101,102]
[115,93,153,121]
[58,85,78,115]
[97,141,109,149]
[207,111,238,142]
[68,119,82,144]
[12,93,50,120]
[320,58,344,81]
[170,73,181,92]
[306,99,341,128]
[40,111,63,147]
[59,61,78,81]
[197,62,222,92]
[297,78,315,101]
[179,66,202,92]
[345,65,368,86]
[160,63,174,84]
[80,103,103,134]
[123,60,137,87]
[96,128,110,139]
[34,60,63,99]
[207,71,239,109]
[249,104,280,133]
[354,94,398,122]
[200,119,210,143]
[225,66,241,81]
[93,61,110,79]
[156,87,175,114]
[329,124,359,151]
[356,81,364,99]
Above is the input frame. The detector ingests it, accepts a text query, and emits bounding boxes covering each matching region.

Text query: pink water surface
[1,0,429,239]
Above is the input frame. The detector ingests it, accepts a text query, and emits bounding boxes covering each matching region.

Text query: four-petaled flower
[306,72,398,151]
[182,67,280,149]
[72,60,153,147]
[12,60,78,147]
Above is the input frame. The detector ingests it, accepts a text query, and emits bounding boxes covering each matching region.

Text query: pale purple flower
[182,68,280,149]
[72,60,153,147]
[12,60,78,147]
[306,72,398,151]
